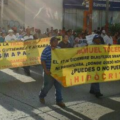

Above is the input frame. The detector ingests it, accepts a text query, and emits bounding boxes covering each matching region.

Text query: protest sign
[51,45,120,87]
[0,36,62,70]
[0,38,50,69]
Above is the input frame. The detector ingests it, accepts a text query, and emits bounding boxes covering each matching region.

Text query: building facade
[63,0,120,30]
[0,0,120,32]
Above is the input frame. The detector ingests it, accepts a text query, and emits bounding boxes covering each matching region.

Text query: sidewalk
[0,67,120,120]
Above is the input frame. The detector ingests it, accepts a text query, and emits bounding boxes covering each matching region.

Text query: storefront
[63,0,120,30]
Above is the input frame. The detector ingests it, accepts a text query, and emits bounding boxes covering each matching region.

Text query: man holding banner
[39,37,65,108]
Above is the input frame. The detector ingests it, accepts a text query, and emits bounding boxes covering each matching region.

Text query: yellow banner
[51,45,120,87]
[0,38,51,70]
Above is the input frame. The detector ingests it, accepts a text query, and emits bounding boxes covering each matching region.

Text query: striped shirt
[41,46,51,70]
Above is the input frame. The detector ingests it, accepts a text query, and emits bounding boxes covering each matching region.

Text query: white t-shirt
[5,35,17,41]
[22,35,34,41]
[103,35,113,45]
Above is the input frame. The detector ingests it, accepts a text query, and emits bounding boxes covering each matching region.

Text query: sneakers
[39,98,66,108]
[56,102,66,108]
[95,92,103,98]
[90,90,103,98]
[89,90,95,95]
[39,98,45,104]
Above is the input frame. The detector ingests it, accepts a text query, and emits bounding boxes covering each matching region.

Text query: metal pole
[88,0,93,34]
[106,0,109,32]
[0,0,4,27]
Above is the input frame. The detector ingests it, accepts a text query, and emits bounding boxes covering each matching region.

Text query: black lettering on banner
[97,67,100,71]
[53,60,59,64]
[111,65,120,70]
[91,55,111,59]
[102,66,109,71]
[103,60,113,65]
[4,53,9,58]
[71,67,95,75]
[55,67,60,70]
[86,61,101,66]
[114,60,120,63]
[12,52,15,57]
[61,59,69,64]
[112,55,120,58]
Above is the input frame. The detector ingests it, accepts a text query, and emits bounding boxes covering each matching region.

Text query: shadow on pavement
[0,68,120,120]
[0,70,44,120]
[49,105,92,120]
[90,95,120,120]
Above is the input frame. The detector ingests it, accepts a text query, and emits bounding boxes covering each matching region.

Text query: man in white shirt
[5,29,17,42]
[103,31,113,45]
[22,30,34,41]
[101,30,106,38]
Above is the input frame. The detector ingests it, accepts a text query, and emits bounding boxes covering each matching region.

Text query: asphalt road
[0,66,120,120]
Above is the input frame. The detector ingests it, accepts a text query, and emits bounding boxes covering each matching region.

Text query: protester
[30,27,35,36]
[12,25,17,32]
[74,33,87,47]
[39,36,65,108]
[2,27,6,33]
[117,33,120,44]
[5,29,17,41]
[61,27,66,35]
[103,31,113,45]
[22,30,34,76]
[17,29,24,40]
[34,29,42,39]
[90,35,103,98]
[97,27,101,33]
[0,33,5,42]
[74,37,81,47]
[67,29,75,47]
[22,30,34,41]
[50,27,53,33]
[58,35,72,48]
[96,31,105,44]
[101,29,106,38]
[53,29,58,36]
[58,29,62,36]
[113,32,118,44]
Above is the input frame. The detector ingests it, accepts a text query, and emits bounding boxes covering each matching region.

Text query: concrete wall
[25,0,63,32]
[1,0,63,32]
[3,0,25,29]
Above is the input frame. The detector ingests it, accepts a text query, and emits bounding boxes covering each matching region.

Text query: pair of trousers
[39,73,63,102]
[90,83,100,93]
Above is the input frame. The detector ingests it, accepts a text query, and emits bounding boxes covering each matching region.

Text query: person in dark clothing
[90,35,103,98]
[97,31,105,44]
[58,35,72,48]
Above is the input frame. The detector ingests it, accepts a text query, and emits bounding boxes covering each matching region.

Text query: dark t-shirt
[100,36,105,44]
[117,38,120,44]
[58,41,72,48]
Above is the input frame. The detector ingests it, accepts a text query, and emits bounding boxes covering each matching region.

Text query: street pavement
[0,66,120,120]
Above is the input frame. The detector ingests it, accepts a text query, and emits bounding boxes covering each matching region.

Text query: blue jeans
[39,73,63,102]
[90,83,100,93]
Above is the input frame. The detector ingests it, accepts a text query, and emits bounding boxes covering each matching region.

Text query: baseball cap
[102,30,106,34]
[50,36,60,43]
[8,29,14,33]
[93,35,101,41]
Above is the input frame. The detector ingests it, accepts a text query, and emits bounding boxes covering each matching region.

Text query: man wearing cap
[89,35,103,98]
[5,29,17,42]
[39,37,65,108]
